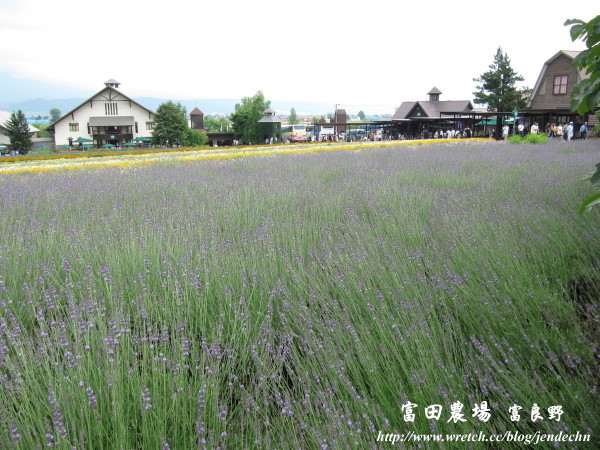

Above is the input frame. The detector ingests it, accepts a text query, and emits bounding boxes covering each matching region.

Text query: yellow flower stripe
[0,139,489,175]
[0,141,328,163]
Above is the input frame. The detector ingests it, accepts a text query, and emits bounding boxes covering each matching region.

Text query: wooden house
[526,51,597,134]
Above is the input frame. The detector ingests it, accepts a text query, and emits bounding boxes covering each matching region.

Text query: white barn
[47,79,155,148]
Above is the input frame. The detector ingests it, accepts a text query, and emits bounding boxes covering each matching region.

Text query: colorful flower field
[0,139,598,448]
[0,139,483,175]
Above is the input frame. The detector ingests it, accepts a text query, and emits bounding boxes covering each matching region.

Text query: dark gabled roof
[418,102,439,117]
[190,107,204,115]
[437,100,473,113]
[393,100,472,119]
[428,86,442,95]
[258,108,281,123]
[46,86,155,132]
[392,102,417,120]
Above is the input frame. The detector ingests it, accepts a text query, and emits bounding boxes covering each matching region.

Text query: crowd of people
[545,122,588,140]
[244,121,592,147]
[502,121,590,141]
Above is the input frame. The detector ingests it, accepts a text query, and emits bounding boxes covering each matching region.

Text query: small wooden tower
[258,108,280,123]
[428,87,442,102]
[190,107,205,130]
[257,108,282,142]
[104,79,120,89]
[333,108,347,133]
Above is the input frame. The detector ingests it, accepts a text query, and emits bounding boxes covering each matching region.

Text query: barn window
[553,75,568,95]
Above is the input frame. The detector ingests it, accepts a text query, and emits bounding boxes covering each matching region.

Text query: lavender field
[0,140,598,448]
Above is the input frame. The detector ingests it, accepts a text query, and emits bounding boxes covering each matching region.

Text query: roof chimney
[104,79,120,89]
[427,86,442,102]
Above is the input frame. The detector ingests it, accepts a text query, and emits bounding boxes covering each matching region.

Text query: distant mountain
[1,97,334,117]
[1,98,85,116]
[0,71,353,117]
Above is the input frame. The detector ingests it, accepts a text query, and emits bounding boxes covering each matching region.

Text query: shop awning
[89,116,134,127]
[475,118,515,126]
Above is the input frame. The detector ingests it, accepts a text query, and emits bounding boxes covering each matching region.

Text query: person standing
[531,122,539,134]
[502,124,509,140]
[518,122,525,137]
[580,122,588,140]
[567,122,574,141]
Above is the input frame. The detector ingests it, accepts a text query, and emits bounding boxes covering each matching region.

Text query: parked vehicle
[290,135,308,143]
[346,129,366,140]
[282,125,308,142]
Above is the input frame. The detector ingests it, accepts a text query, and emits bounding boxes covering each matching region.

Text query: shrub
[507,135,523,144]
[184,128,208,147]
[524,133,549,144]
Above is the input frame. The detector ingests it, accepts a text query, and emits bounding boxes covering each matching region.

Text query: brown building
[392,87,473,137]
[392,87,473,120]
[190,107,205,130]
[330,109,347,134]
[526,50,597,134]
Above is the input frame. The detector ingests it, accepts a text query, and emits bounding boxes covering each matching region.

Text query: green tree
[473,47,526,111]
[203,116,219,132]
[3,110,32,154]
[358,110,366,121]
[473,47,526,139]
[289,107,298,125]
[229,91,270,145]
[566,16,600,120]
[152,101,188,147]
[204,116,231,133]
[566,15,600,213]
[184,128,208,147]
[49,108,61,122]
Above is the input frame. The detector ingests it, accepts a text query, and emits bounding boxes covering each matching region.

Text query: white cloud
[0,0,594,111]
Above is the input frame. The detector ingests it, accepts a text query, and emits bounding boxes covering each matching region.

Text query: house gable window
[146,122,155,130]
[69,123,79,132]
[553,75,568,95]
[105,102,119,115]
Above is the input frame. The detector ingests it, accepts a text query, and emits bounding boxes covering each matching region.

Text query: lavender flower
[142,386,153,411]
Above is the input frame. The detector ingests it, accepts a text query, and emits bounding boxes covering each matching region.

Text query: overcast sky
[0,0,596,113]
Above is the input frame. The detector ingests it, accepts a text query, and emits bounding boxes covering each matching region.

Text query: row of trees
[153,93,278,146]
[0,49,536,154]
